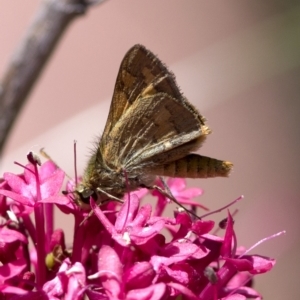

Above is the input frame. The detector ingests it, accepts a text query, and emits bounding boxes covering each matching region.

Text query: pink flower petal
[175,211,192,227]
[0,190,34,207]
[4,173,32,199]
[98,245,122,298]
[151,242,207,269]
[168,178,186,191]
[65,262,86,300]
[115,195,140,231]
[129,204,152,228]
[192,220,215,236]
[0,285,28,295]
[123,188,148,202]
[9,291,49,300]
[128,220,166,245]
[43,259,70,297]
[178,188,203,199]
[40,169,65,199]
[247,255,276,274]
[123,262,155,290]
[0,227,28,244]
[39,161,59,181]
[167,282,198,300]
[222,294,246,300]
[224,257,253,272]
[164,265,190,285]
[91,199,117,236]
[126,283,166,300]
[0,257,27,281]
[221,211,234,258]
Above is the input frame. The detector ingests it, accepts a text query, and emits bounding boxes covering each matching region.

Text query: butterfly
[76,44,233,205]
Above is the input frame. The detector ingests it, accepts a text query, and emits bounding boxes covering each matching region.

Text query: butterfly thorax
[75,153,155,205]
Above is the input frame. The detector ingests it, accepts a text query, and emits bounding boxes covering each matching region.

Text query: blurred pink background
[0,1,299,298]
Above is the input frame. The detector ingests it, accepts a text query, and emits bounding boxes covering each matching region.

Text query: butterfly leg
[151,177,201,220]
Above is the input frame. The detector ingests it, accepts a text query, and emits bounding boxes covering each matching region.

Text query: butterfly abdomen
[154,154,233,178]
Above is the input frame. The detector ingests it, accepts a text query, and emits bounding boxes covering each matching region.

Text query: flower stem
[71,214,84,263]
[32,161,46,288]
[22,214,36,245]
[44,203,54,253]
[34,204,46,287]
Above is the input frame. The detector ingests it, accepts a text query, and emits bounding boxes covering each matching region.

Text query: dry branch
[0,0,104,155]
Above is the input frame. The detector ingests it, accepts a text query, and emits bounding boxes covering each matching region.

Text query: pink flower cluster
[0,154,276,299]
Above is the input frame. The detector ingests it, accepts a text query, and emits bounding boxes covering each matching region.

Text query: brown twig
[0,0,105,155]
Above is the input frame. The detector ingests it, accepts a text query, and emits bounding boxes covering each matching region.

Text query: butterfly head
[75,184,95,204]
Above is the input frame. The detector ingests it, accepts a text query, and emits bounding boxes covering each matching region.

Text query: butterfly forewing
[101,45,207,169]
[101,45,184,143]
[103,92,204,170]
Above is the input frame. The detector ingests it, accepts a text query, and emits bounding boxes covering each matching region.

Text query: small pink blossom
[0,154,280,299]
[0,161,66,208]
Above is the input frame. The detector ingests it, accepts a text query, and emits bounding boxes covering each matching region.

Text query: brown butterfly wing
[100,44,204,147]
[102,92,207,169]
[99,44,232,178]
[100,45,208,169]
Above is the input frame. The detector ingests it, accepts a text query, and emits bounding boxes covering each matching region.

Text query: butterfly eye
[76,186,96,204]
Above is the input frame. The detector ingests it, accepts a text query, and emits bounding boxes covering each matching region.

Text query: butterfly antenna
[157,176,201,220]
[73,140,78,186]
[40,148,59,168]
[40,148,72,180]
